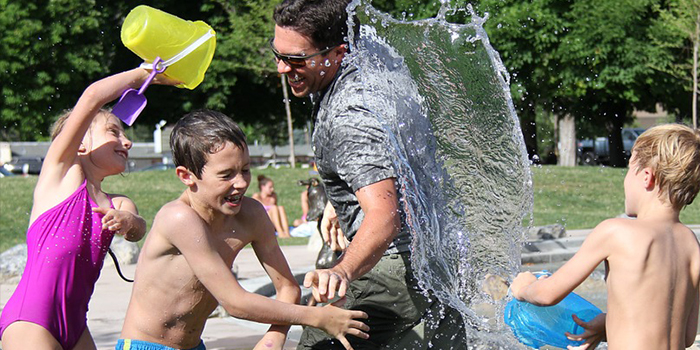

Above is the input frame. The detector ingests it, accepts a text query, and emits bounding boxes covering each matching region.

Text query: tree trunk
[519,106,538,163]
[607,114,626,168]
[557,114,576,167]
[694,13,698,129]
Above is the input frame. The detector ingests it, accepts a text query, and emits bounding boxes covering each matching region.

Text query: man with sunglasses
[272,0,468,349]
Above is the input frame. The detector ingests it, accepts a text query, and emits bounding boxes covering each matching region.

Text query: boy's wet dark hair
[273,0,357,50]
[170,109,247,178]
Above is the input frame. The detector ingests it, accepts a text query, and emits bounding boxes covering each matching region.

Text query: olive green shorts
[296,252,467,350]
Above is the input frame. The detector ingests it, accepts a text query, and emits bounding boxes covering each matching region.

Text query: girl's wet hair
[632,124,700,210]
[170,109,247,178]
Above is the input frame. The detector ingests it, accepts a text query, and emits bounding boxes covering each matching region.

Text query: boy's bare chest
[213,229,249,267]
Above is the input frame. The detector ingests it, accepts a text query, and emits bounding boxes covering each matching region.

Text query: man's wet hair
[170,109,247,178]
[273,0,358,50]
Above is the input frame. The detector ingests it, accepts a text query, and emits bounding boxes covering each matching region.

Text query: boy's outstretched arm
[161,207,369,350]
[251,203,302,350]
[512,219,619,305]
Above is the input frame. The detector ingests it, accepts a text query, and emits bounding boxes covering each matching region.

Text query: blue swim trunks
[116,339,206,350]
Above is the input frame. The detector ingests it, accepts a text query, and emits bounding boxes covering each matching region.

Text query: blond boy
[512,124,700,350]
[118,110,368,350]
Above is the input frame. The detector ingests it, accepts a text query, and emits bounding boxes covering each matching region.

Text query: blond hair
[632,124,700,210]
[50,108,113,140]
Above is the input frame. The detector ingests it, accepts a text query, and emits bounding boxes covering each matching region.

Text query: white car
[256,159,291,169]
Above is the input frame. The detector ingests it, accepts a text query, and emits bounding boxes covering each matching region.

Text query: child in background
[118,110,368,350]
[511,124,700,350]
[253,175,291,238]
[0,68,175,350]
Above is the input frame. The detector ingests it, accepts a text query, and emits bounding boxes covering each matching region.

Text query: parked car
[256,159,291,169]
[136,163,177,172]
[3,156,44,174]
[577,128,645,166]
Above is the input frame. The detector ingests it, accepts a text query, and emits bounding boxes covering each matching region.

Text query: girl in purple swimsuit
[252,175,291,238]
[0,69,177,350]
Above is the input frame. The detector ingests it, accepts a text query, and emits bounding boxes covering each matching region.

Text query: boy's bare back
[120,194,277,349]
[603,217,700,349]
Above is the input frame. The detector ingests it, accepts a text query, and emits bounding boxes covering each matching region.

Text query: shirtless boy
[511,124,700,350]
[118,110,368,350]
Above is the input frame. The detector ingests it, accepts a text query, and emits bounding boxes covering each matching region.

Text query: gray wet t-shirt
[311,44,413,255]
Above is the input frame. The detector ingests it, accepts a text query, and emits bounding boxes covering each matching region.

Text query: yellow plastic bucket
[121,5,216,90]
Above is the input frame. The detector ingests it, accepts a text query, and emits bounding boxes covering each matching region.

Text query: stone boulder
[0,244,27,283]
[527,224,567,241]
[103,236,140,266]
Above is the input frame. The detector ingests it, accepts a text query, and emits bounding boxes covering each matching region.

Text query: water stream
[345,1,533,347]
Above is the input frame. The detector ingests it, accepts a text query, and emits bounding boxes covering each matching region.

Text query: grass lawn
[2,165,700,252]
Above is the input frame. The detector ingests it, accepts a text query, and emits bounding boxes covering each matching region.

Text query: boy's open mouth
[225,194,242,205]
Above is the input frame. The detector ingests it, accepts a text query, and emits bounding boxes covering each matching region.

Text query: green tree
[0,0,112,140]
[650,0,700,128]
[0,0,306,145]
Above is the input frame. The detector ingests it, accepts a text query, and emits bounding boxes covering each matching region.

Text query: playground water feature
[343,0,544,347]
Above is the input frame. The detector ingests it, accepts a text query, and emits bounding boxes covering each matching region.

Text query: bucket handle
[139,29,215,71]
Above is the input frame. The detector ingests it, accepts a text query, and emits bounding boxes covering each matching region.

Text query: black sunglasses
[269,38,337,67]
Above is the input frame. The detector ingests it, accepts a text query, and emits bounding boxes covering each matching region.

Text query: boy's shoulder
[152,198,205,235]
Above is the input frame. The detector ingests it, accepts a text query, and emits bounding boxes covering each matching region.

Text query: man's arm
[304,178,400,302]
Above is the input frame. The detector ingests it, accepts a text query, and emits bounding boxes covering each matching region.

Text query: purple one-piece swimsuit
[0,180,114,350]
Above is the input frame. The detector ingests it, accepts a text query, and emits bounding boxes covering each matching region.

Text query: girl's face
[261,181,275,195]
[83,114,132,175]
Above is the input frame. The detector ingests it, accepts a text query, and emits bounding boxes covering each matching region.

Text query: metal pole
[281,74,296,167]
[694,14,699,129]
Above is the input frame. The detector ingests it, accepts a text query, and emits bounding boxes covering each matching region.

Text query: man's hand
[321,202,347,251]
[565,313,606,350]
[303,267,351,303]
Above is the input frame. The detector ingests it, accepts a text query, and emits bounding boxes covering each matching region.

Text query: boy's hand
[252,332,286,350]
[304,267,350,303]
[318,302,370,350]
[565,313,606,350]
[510,271,538,300]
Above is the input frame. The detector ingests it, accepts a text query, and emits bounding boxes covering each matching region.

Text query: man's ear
[334,44,348,61]
[176,166,197,188]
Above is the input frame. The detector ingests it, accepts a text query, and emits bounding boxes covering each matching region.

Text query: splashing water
[346,1,533,347]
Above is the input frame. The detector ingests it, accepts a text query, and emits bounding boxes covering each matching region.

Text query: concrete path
[0,244,319,350]
[3,226,700,349]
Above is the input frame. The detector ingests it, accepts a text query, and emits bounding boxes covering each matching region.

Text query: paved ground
[0,244,319,350]
[3,226,700,349]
